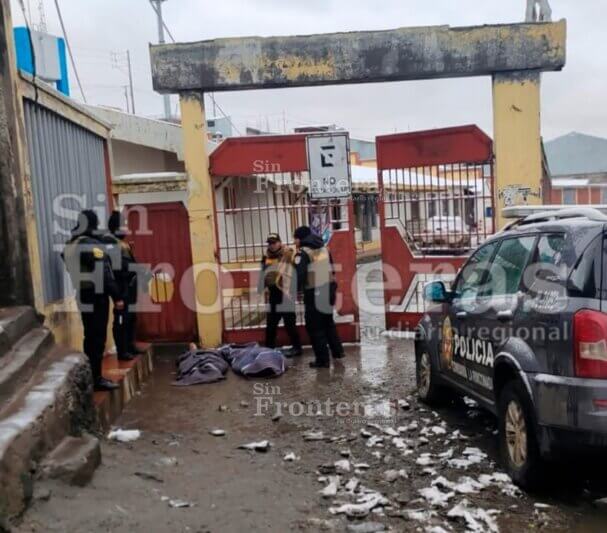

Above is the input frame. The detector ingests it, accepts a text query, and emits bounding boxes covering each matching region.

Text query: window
[453,198,461,217]
[601,189,607,204]
[410,195,420,221]
[526,233,567,297]
[428,194,437,218]
[563,189,576,205]
[568,235,603,299]
[441,198,450,217]
[484,237,536,297]
[223,186,236,211]
[370,196,378,229]
[454,241,498,299]
[536,234,566,266]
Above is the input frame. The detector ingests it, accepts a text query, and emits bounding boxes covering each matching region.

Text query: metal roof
[545,132,607,176]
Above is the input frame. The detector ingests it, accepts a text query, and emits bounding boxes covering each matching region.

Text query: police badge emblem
[440,316,454,370]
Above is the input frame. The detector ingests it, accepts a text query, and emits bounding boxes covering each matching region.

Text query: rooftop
[545,132,607,177]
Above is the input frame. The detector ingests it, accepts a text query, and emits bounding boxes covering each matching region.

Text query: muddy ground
[15,263,607,532]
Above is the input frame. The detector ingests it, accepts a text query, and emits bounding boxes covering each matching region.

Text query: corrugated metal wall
[23,100,107,304]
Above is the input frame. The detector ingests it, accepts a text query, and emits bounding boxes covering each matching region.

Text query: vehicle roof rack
[502,207,607,231]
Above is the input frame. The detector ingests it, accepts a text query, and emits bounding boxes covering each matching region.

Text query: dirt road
[15,264,607,532]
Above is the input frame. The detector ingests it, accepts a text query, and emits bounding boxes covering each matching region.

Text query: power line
[208,94,243,136]
[53,0,86,102]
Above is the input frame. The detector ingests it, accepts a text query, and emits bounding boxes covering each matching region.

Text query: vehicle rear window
[568,234,603,299]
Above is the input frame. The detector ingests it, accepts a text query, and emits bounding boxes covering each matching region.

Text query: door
[452,236,537,401]
[127,202,197,343]
[443,240,500,397]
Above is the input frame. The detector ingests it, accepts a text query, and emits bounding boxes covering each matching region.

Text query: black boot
[95,377,119,391]
[309,361,330,369]
[282,347,303,358]
[128,345,146,355]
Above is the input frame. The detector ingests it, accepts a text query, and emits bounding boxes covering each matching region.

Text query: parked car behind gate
[417,215,471,248]
[415,208,607,489]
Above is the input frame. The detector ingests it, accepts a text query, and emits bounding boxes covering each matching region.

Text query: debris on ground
[134,471,164,483]
[107,429,141,442]
[346,521,386,532]
[303,430,326,441]
[238,440,271,452]
[168,499,195,508]
[209,429,226,437]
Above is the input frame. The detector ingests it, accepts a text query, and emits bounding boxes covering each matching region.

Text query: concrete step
[0,307,39,359]
[40,434,101,487]
[0,327,54,409]
[0,347,93,518]
[95,345,154,432]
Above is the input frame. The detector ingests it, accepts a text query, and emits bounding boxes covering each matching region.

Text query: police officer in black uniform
[104,210,143,361]
[293,226,345,368]
[63,210,123,391]
[259,233,302,357]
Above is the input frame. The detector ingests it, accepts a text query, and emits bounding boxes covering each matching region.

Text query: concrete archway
[149,20,567,346]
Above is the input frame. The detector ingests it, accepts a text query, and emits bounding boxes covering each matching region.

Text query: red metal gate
[377,125,495,330]
[126,202,197,343]
[210,134,360,344]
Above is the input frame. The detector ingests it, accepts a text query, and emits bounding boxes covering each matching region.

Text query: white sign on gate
[306,133,351,199]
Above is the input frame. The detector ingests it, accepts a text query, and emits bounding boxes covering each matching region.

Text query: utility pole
[152,0,171,120]
[123,85,130,113]
[126,50,135,114]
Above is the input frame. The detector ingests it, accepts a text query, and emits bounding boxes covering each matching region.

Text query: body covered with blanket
[173,342,286,386]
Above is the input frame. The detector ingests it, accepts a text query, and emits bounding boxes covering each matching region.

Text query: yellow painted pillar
[492,71,542,229]
[179,91,223,347]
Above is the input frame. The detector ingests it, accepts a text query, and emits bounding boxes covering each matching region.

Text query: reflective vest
[300,246,332,289]
[263,256,281,288]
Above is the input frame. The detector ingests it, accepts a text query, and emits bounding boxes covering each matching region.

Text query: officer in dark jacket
[293,226,345,368]
[63,210,123,391]
[258,233,302,357]
[103,210,142,361]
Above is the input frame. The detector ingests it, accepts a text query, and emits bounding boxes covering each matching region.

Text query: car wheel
[498,380,543,490]
[416,351,449,405]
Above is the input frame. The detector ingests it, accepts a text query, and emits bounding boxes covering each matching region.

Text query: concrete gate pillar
[179,92,222,347]
[492,71,542,230]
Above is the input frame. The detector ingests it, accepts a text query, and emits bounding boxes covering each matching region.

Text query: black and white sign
[306,133,351,199]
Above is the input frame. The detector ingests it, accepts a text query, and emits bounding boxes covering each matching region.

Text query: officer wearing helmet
[63,210,123,391]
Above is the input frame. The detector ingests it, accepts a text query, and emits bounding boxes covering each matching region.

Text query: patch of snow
[329,493,389,518]
[320,476,340,498]
[419,486,455,507]
[335,459,351,473]
[447,499,499,533]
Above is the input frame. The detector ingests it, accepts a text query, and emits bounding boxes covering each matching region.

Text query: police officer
[104,210,143,361]
[258,232,302,357]
[293,226,345,368]
[63,210,123,391]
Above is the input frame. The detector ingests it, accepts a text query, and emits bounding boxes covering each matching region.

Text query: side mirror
[423,281,450,304]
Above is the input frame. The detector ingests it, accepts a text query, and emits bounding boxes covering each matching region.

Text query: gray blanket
[172,349,229,386]
[172,343,286,387]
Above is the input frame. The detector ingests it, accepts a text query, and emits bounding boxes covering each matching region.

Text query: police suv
[415,207,607,488]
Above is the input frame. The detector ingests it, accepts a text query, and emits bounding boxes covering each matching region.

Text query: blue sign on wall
[13,27,70,97]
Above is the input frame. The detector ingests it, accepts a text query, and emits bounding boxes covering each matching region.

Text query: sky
[8,0,607,142]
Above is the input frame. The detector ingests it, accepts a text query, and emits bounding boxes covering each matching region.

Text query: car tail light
[574,309,607,379]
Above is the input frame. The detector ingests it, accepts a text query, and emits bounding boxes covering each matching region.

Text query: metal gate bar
[377,125,495,330]
[210,134,360,344]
